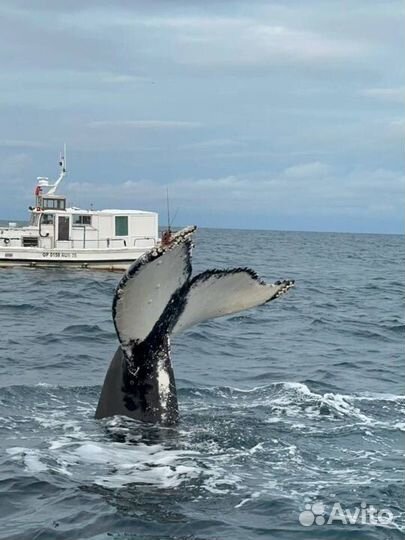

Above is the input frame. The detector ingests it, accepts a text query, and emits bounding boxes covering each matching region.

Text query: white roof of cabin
[65,207,157,216]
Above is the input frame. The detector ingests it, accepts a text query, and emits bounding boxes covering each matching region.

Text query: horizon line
[0,217,402,236]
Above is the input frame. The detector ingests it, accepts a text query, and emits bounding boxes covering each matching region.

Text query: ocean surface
[0,228,403,540]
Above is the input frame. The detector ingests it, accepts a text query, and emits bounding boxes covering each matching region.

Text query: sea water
[0,228,403,539]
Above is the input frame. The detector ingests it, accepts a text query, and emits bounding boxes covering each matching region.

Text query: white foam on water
[281,382,314,395]
[3,380,403,511]
[249,442,264,454]
[23,451,48,472]
[64,439,239,491]
[6,429,240,495]
[7,447,48,473]
[234,490,261,508]
[352,392,405,403]
[6,446,25,457]
[237,381,405,428]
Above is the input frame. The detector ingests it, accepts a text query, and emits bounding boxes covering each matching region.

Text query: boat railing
[68,236,156,249]
[1,236,157,250]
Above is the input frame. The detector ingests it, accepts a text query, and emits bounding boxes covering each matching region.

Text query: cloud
[0,6,124,73]
[361,87,405,103]
[182,138,244,150]
[64,163,404,226]
[283,162,330,179]
[100,74,152,84]
[0,140,49,149]
[389,118,405,131]
[0,1,403,232]
[0,152,32,178]
[88,120,202,129]
[142,17,367,69]
[0,4,370,77]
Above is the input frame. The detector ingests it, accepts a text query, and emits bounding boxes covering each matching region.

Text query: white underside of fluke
[113,224,294,347]
[172,270,294,335]
[113,227,194,347]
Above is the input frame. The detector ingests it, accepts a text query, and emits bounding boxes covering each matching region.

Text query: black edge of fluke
[272,279,295,300]
[190,267,263,286]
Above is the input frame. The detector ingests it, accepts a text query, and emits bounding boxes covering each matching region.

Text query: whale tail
[95,226,294,423]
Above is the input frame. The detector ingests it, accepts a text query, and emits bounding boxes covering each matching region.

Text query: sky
[0,0,404,233]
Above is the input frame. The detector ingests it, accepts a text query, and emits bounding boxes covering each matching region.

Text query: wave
[180,381,404,432]
[0,302,48,313]
[2,380,403,414]
[181,381,404,403]
[0,381,403,534]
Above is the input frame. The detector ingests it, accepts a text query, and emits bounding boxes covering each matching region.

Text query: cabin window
[73,215,91,226]
[43,198,66,210]
[115,216,128,236]
[42,214,54,225]
[43,199,55,209]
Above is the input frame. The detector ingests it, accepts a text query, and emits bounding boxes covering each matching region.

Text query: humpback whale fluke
[95,226,294,424]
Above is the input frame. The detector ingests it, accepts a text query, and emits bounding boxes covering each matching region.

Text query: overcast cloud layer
[0,0,403,233]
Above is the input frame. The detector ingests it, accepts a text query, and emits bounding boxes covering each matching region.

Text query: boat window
[115,216,128,236]
[73,215,91,225]
[43,198,66,210]
[42,214,54,225]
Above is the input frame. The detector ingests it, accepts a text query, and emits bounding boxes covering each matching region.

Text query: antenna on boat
[165,186,180,229]
[63,142,67,174]
[46,144,67,195]
[166,186,171,234]
[161,186,174,246]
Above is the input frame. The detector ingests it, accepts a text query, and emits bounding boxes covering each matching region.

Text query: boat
[0,148,159,270]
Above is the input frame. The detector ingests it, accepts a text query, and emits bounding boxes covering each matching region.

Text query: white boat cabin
[25,202,158,252]
[0,149,159,270]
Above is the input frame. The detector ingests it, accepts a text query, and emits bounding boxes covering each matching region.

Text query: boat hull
[0,247,148,271]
